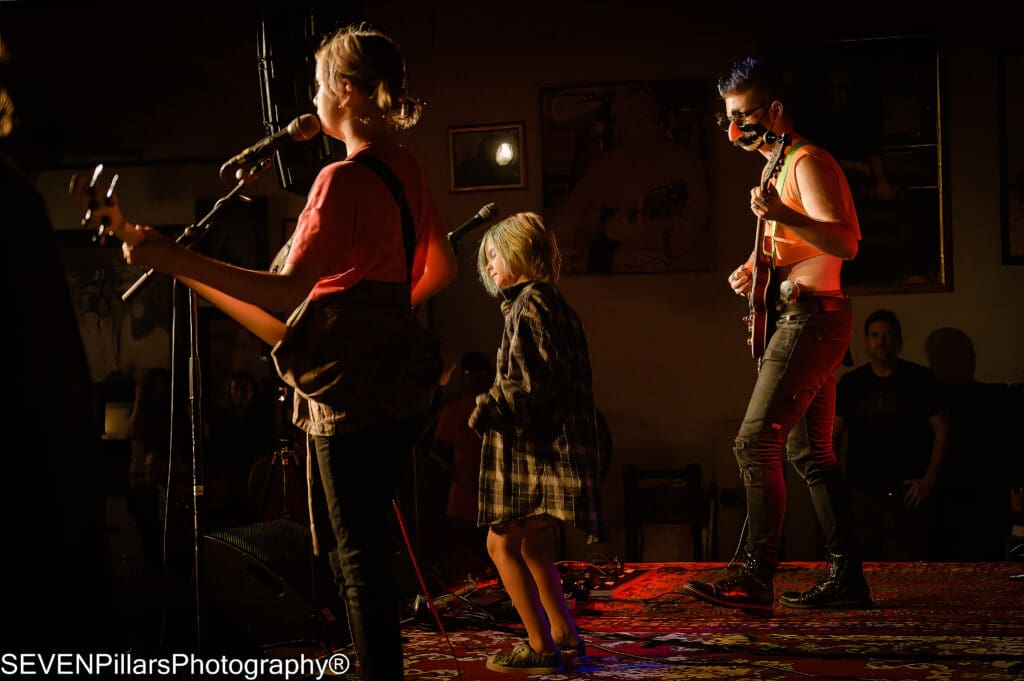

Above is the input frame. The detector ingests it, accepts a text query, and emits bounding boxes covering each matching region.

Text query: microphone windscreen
[288,114,322,141]
[480,202,498,220]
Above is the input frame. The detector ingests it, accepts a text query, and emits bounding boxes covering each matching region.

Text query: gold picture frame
[771,34,952,293]
[448,122,526,192]
[999,49,1024,265]
[539,79,713,275]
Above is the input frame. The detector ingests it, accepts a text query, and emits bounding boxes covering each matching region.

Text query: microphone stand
[121,162,268,302]
[121,156,274,653]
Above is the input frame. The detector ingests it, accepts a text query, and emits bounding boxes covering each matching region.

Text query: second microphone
[448,203,498,255]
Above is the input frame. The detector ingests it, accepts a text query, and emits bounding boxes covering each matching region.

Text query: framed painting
[999,49,1024,265]
[540,79,712,274]
[448,122,526,192]
[770,34,952,292]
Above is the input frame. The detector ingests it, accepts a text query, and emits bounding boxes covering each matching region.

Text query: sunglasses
[714,102,769,131]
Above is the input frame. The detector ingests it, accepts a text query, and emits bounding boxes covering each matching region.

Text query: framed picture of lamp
[448,122,526,192]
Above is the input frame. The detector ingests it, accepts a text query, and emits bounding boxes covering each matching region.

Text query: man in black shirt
[835,309,950,560]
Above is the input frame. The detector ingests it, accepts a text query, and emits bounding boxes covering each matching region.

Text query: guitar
[744,132,790,365]
[70,164,169,300]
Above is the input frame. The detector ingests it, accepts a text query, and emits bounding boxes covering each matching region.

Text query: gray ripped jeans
[734,306,857,562]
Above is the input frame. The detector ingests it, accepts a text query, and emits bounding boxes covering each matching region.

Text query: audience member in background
[1013,383,1024,562]
[2,32,116,651]
[128,365,194,573]
[1011,468,1024,564]
[835,309,950,561]
[471,212,606,673]
[430,351,496,582]
[127,367,173,568]
[925,327,1015,560]
[205,369,276,528]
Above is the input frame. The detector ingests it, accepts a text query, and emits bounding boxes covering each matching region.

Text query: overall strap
[349,154,416,281]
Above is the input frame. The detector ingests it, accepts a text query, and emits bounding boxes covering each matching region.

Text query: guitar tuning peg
[74,163,107,227]
[67,173,86,199]
[104,173,119,204]
[81,204,97,228]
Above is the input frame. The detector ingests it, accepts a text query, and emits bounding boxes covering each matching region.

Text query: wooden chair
[622,463,717,562]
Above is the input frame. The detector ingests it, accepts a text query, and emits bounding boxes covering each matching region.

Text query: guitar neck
[744,134,791,362]
[751,133,791,268]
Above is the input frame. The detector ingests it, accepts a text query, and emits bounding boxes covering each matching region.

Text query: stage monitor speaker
[203,518,349,652]
[257,4,355,196]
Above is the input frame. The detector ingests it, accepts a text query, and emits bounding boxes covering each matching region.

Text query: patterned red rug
[396,561,1024,680]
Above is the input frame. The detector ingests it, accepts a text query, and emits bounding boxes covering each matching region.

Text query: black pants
[313,416,422,681]
[734,308,859,563]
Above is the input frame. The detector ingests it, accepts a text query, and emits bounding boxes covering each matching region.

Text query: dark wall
[0,1,264,167]
[6,1,1021,561]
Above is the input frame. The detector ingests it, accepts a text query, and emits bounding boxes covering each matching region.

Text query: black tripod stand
[252,426,304,522]
[247,383,316,524]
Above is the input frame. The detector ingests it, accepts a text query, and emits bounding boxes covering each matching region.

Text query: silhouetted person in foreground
[2,33,117,651]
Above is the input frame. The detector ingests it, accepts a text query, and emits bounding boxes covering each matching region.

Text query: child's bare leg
[522,518,580,648]
[487,524,557,654]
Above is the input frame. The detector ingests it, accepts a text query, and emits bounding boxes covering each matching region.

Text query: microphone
[220,114,321,176]
[447,203,498,254]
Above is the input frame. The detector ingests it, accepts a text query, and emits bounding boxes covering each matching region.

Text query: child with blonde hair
[470,212,606,673]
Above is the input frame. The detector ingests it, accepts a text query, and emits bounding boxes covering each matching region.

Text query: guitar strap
[349,153,417,282]
[766,140,807,266]
[271,154,417,282]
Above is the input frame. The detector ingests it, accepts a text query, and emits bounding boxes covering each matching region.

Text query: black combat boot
[682,553,776,611]
[779,551,873,609]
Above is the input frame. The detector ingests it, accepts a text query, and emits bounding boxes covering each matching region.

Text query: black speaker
[256,4,355,195]
[203,518,349,651]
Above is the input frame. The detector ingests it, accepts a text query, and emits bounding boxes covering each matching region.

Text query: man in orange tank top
[683,57,871,612]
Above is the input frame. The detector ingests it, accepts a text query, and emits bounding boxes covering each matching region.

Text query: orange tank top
[765,141,860,267]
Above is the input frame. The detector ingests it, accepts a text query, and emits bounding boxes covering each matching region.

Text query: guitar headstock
[68,163,119,245]
[760,132,791,193]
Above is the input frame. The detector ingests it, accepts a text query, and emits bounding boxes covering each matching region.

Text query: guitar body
[744,133,790,365]
[747,235,780,362]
